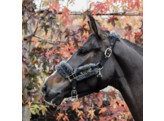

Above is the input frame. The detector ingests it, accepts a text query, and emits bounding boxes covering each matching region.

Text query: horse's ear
[87,14,105,39]
[88,21,93,33]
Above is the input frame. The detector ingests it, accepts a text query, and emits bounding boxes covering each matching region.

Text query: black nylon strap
[71,79,77,97]
[99,36,118,67]
[95,75,102,92]
[95,36,119,92]
[109,36,118,49]
[72,79,77,90]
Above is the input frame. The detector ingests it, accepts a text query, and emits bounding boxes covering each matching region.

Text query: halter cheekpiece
[55,31,121,100]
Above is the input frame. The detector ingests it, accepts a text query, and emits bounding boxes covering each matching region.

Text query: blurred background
[22,0,143,120]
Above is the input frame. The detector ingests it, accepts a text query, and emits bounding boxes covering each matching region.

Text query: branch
[23,20,57,45]
[65,11,141,16]
[34,35,57,44]
[23,21,39,38]
[94,12,141,16]
[37,9,141,16]
[23,34,57,45]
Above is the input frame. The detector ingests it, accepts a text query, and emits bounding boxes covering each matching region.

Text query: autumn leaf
[77,110,85,120]
[98,98,103,107]
[39,105,48,116]
[79,118,85,121]
[36,96,40,100]
[56,113,64,121]
[72,101,80,111]
[113,103,117,109]
[49,1,60,13]
[108,17,118,27]
[31,37,39,43]
[99,107,107,115]
[99,116,107,121]
[32,57,37,64]
[63,114,69,121]
[87,109,95,120]
[28,101,31,108]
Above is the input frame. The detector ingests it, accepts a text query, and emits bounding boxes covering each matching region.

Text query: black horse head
[42,15,120,105]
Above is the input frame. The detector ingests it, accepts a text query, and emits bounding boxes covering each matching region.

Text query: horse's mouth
[45,95,63,107]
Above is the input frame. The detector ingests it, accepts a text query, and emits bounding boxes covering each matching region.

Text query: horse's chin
[52,96,63,105]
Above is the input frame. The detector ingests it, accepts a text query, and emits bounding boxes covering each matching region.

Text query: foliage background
[22,0,143,120]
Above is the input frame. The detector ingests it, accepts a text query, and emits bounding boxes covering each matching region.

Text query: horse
[42,15,143,121]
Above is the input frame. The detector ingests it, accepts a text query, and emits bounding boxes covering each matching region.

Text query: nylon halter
[55,31,121,100]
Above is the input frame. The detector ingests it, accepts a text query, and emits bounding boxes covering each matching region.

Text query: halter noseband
[55,31,121,100]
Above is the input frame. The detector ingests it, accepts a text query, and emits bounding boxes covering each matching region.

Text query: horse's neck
[113,39,143,121]
[114,39,143,80]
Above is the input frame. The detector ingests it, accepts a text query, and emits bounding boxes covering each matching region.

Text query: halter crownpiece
[55,31,121,100]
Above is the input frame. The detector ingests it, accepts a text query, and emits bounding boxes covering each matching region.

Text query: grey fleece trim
[110,31,121,39]
[74,63,96,74]
[75,68,99,81]
[55,61,73,78]
[55,61,99,81]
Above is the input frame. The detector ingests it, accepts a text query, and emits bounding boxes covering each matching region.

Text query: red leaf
[99,107,107,115]
[49,1,60,13]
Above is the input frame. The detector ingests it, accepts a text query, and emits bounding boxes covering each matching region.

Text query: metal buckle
[67,73,75,82]
[71,90,78,101]
[67,76,72,82]
[97,67,103,77]
[104,48,112,58]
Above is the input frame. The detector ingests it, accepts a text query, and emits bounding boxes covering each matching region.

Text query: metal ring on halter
[104,48,112,58]
[96,63,103,69]
[71,89,78,99]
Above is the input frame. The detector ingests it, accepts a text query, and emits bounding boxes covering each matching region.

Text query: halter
[55,31,121,100]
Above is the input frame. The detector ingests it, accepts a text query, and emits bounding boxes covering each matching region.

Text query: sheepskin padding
[75,68,99,81]
[55,61,73,78]
[55,61,99,81]
[110,31,121,39]
[74,63,96,74]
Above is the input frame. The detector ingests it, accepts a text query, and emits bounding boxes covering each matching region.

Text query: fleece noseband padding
[74,64,99,81]
[55,61,99,81]
[55,61,73,78]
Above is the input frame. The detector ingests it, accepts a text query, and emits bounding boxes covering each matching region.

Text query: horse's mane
[122,38,143,56]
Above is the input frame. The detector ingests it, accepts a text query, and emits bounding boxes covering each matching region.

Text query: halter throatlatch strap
[55,31,121,100]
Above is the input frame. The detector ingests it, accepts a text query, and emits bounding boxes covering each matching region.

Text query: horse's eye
[77,47,89,56]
